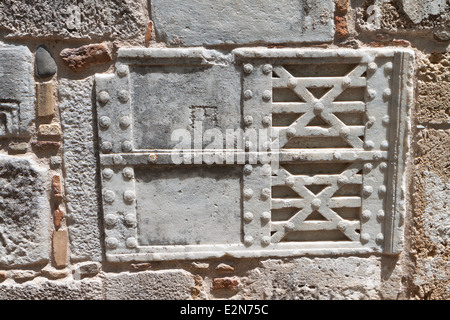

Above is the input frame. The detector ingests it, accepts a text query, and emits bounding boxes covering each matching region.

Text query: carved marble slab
[95,48,414,262]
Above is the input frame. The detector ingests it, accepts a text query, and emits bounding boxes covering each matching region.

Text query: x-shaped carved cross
[272,64,368,149]
[270,163,363,243]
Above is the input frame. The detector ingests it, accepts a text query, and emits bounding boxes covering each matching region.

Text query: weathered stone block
[0,278,103,300]
[151,0,335,46]
[0,44,34,138]
[59,77,102,261]
[104,270,195,300]
[212,277,240,290]
[401,0,447,24]
[73,261,101,279]
[31,141,61,152]
[0,0,148,44]
[215,263,235,272]
[240,257,387,299]
[411,128,450,299]
[8,142,28,154]
[52,175,63,201]
[38,123,61,137]
[54,206,64,229]
[0,155,49,267]
[356,0,450,38]
[417,52,450,124]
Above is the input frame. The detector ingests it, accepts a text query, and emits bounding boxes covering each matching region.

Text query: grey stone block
[104,270,195,300]
[401,0,447,24]
[59,77,103,261]
[0,44,34,138]
[242,257,385,299]
[0,278,103,300]
[151,0,335,46]
[0,0,147,43]
[0,155,50,267]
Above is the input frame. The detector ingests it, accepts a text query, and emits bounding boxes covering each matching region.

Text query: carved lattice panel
[271,163,363,244]
[95,48,413,262]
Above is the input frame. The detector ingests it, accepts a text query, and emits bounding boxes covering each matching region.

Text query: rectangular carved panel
[95,48,413,262]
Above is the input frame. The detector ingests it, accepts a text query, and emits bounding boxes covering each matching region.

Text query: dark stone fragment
[35,45,57,79]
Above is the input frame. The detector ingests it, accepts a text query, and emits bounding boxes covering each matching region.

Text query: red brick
[145,21,153,47]
[54,206,64,229]
[52,175,63,201]
[212,277,240,290]
[336,0,349,13]
[369,39,411,47]
[335,16,348,37]
[60,44,111,71]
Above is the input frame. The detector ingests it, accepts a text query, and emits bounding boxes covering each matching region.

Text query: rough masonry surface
[0,155,49,267]
[59,78,103,261]
[0,0,148,43]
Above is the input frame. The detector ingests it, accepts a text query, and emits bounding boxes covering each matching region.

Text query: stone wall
[0,0,448,300]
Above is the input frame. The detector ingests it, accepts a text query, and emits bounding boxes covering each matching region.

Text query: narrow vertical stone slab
[60,77,102,261]
[151,0,335,46]
[0,44,34,138]
[0,155,50,267]
[36,82,55,118]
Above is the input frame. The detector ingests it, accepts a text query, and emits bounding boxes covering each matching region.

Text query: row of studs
[104,212,138,250]
[361,61,393,246]
[97,66,134,154]
[243,63,272,133]
[363,61,393,153]
[365,61,393,101]
[361,160,389,246]
[242,163,272,247]
[102,165,138,250]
